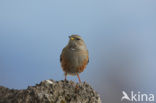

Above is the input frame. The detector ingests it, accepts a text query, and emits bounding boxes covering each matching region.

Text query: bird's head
[68,34,86,50]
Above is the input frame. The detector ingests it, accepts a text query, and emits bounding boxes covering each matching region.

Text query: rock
[0,79,101,103]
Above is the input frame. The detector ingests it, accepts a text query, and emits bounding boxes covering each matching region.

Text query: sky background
[0,0,156,103]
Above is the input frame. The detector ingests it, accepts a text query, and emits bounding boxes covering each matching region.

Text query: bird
[60,35,89,83]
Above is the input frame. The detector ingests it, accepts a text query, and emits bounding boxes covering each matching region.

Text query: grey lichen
[0,79,101,103]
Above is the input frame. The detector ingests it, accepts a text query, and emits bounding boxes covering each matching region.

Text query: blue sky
[0,0,156,102]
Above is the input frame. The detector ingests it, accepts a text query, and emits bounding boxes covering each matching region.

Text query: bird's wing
[87,50,89,64]
[60,54,62,62]
[60,47,66,62]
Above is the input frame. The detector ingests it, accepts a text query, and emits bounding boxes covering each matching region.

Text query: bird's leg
[77,73,81,83]
[64,72,67,81]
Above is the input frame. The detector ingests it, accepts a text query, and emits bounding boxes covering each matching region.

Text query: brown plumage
[60,35,89,83]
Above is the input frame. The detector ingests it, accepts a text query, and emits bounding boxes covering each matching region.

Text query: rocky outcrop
[0,79,101,103]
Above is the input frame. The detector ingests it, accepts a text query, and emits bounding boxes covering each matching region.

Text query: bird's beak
[69,36,74,40]
[71,37,74,40]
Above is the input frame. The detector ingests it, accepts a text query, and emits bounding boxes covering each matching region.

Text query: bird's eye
[76,38,80,40]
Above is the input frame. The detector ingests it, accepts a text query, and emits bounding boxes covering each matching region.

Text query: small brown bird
[60,35,89,83]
